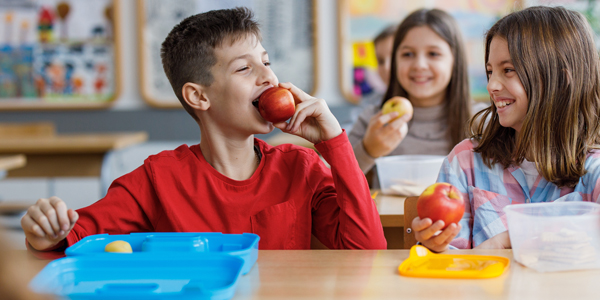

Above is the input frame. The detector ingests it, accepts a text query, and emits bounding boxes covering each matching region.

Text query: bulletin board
[0,0,120,110]
[338,0,521,104]
[138,0,318,108]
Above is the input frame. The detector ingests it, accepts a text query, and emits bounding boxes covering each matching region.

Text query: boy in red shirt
[21,7,387,258]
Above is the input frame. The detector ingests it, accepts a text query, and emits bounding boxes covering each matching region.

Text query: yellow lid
[399,245,510,279]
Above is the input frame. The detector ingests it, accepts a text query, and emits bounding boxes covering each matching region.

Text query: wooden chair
[0,122,56,137]
[403,196,419,248]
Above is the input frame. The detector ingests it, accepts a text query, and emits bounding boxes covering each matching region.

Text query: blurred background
[0,0,599,248]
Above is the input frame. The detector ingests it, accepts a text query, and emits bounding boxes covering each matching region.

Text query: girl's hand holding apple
[361,97,413,158]
[412,183,465,252]
[271,82,342,144]
[412,217,461,253]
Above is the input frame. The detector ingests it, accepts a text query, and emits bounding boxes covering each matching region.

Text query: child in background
[20,7,387,258]
[349,9,483,188]
[373,25,396,89]
[413,6,600,252]
[357,24,397,108]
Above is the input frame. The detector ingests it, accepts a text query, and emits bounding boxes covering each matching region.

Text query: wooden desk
[0,154,26,177]
[372,191,406,249]
[0,132,148,177]
[0,155,28,214]
[373,191,405,227]
[26,249,599,299]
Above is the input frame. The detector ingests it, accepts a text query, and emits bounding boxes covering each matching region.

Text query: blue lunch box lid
[29,253,244,300]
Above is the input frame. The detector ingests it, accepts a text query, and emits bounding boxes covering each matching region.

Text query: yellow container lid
[399,245,510,279]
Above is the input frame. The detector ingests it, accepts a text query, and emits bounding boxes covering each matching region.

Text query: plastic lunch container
[30,253,244,300]
[65,232,259,275]
[375,155,445,196]
[30,232,260,300]
[399,245,510,279]
[504,201,600,272]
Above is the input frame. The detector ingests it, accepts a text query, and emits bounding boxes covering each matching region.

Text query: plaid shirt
[437,139,600,249]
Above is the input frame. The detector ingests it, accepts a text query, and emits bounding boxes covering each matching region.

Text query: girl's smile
[410,75,433,84]
[493,97,516,110]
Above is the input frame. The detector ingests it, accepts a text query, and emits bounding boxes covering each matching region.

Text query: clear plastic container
[504,201,600,272]
[375,155,445,196]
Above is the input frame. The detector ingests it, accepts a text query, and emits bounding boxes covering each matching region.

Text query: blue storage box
[29,254,244,300]
[65,232,259,275]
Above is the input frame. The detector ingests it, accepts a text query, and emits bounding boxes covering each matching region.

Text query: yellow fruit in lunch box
[382,96,413,120]
[104,240,133,253]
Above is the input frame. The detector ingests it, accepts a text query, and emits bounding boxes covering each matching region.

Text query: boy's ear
[182,82,210,111]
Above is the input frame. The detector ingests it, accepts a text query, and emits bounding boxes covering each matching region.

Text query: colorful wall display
[138,0,317,108]
[0,0,119,109]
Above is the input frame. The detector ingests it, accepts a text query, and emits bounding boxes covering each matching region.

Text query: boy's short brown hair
[161,7,261,120]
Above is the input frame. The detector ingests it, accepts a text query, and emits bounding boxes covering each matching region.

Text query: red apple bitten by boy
[258,87,295,123]
[417,183,465,229]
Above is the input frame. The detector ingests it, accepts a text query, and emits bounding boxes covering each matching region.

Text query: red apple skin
[258,87,295,123]
[416,183,465,229]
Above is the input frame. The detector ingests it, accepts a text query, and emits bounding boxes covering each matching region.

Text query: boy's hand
[475,231,511,249]
[412,217,461,253]
[21,196,78,251]
[273,82,342,144]
[362,110,412,158]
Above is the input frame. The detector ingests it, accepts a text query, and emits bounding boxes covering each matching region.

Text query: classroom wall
[0,1,358,248]
[0,0,357,140]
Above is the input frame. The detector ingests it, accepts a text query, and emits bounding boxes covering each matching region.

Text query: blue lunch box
[65,232,259,275]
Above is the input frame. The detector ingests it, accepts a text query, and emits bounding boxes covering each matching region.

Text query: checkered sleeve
[582,151,600,203]
[436,139,475,249]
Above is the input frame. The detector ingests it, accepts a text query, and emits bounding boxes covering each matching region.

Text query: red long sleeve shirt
[30,132,386,258]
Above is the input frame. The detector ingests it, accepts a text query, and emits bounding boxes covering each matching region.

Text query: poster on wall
[0,0,119,110]
[138,0,317,108]
[338,0,520,105]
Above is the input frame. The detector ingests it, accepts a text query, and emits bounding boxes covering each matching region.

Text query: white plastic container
[504,201,600,272]
[375,155,445,196]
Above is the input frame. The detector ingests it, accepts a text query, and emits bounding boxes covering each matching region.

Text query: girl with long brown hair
[412,6,600,252]
[348,8,482,188]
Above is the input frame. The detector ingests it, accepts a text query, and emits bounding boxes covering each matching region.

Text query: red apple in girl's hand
[258,87,295,123]
[417,182,465,229]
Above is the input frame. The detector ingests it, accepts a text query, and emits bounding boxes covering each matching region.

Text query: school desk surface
[25,249,598,300]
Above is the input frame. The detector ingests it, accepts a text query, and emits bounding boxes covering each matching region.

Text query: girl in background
[413,6,600,252]
[349,9,481,187]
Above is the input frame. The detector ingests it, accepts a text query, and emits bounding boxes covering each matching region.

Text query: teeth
[496,100,514,108]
